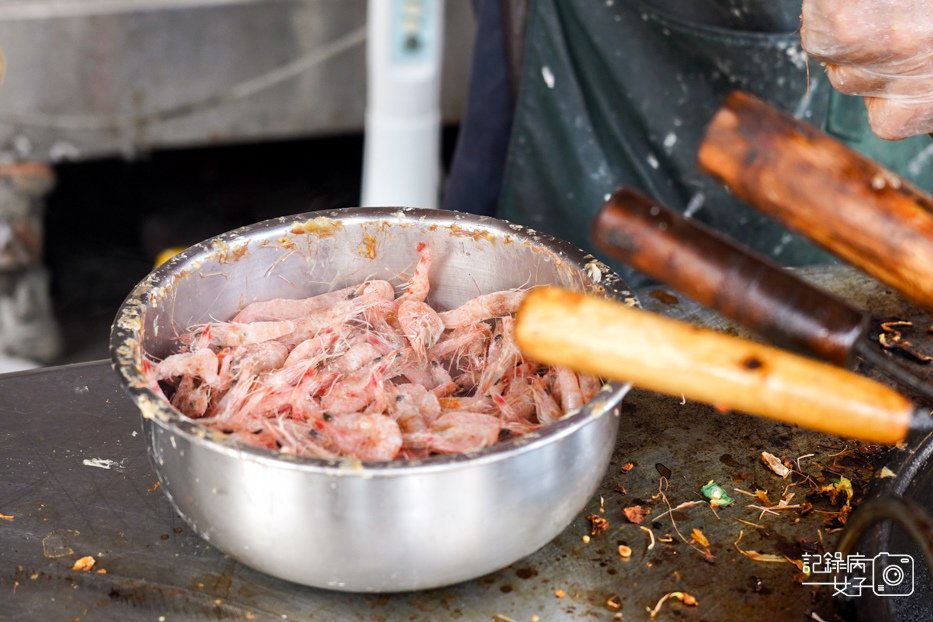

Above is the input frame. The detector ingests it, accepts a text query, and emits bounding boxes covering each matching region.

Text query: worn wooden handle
[593,187,868,366]
[699,91,933,310]
[515,288,913,444]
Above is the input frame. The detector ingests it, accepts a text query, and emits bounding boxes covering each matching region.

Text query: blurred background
[0,0,477,368]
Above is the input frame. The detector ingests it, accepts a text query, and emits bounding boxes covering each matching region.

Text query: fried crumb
[622,505,649,524]
[586,513,610,535]
[0,513,12,521]
[618,545,632,559]
[606,594,623,610]
[72,556,95,571]
[147,481,161,493]
[582,535,591,544]
[690,528,709,549]
[621,462,635,472]
[554,588,566,599]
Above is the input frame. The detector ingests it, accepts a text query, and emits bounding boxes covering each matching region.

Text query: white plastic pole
[361,0,444,209]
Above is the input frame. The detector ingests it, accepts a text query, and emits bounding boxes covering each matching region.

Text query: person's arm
[801,0,933,139]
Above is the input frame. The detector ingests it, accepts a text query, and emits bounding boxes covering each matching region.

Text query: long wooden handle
[515,288,913,444]
[699,91,933,310]
[593,187,868,366]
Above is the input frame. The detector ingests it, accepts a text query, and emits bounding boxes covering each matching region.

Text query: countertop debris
[701,480,735,507]
[71,556,95,572]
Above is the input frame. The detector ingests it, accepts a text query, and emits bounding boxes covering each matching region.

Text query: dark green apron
[498,0,933,287]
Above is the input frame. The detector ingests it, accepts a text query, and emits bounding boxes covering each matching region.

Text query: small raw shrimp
[579,373,602,402]
[428,363,457,396]
[232,286,356,323]
[328,341,381,374]
[490,380,537,435]
[319,371,371,415]
[454,368,481,393]
[357,279,395,301]
[321,365,381,414]
[325,413,402,461]
[390,383,441,434]
[555,367,584,413]
[428,323,490,363]
[229,341,288,379]
[365,316,408,354]
[406,411,500,454]
[171,376,212,418]
[397,300,445,358]
[502,377,537,421]
[213,348,235,392]
[531,376,562,425]
[397,242,432,303]
[227,428,279,451]
[205,320,296,347]
[155,348,220,386]
[477,317,521,395]
[438,395,496,413]
[267,415,337,459]
[438,289,525,330]
[284,329,340,367]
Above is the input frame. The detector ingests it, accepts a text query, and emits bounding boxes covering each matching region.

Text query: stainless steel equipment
[0,0,475,161]
[109,207,633,592]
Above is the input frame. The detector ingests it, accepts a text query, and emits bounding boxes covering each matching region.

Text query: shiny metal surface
[0,0,474,161]
[110,207,634,592]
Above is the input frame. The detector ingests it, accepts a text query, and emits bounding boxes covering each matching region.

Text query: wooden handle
[515,288,913,444]
[699,91,933,310]
[593,187,868,366]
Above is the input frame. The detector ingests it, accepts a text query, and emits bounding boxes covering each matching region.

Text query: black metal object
[847,434,933,622]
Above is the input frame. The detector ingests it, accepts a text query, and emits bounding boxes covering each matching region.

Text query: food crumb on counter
[701,480,735,507]
[760,451,790,478]
[647,591,698,618]
[618,545,632,559]
[622,505,649,524]
[877,466,896,479]
[0,513,13,521]
[582,535,590,544]
[586,513,610,535]
[554,588,566,599]
[71,556,95,571]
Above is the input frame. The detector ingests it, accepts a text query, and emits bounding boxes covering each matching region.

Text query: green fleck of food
[701,480,735,507]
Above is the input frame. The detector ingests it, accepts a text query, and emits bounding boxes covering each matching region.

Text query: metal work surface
[0,268,929,621]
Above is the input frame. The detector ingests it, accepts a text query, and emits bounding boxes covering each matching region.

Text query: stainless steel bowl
[110,207,634,592]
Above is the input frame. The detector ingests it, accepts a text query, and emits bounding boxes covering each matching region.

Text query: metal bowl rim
[110,206,636,476]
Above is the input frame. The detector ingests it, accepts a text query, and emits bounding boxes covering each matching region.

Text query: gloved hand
[801,0,933,139]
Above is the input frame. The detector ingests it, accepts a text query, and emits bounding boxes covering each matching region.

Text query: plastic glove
[801,0,933,139]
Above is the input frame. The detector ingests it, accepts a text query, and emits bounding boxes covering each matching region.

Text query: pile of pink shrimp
[147,243,601,461]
